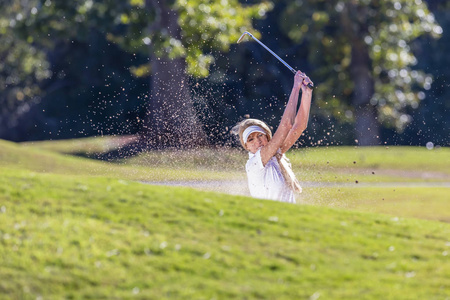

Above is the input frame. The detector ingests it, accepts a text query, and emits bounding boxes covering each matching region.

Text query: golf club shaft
[238,32,313,89]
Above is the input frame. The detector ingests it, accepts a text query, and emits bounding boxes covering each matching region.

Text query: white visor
[243,125,266,143]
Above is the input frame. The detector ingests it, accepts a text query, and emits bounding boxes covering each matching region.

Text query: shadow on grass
[66,135,149,161]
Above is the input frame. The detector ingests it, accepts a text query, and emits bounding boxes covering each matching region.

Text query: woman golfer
[233,71,312,203]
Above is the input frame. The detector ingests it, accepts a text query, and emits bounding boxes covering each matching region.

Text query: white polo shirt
[245,149,296,203]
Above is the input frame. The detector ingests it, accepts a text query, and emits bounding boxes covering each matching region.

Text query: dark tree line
[0,0,448,147]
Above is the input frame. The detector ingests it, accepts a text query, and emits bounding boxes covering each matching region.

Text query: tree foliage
[280,0,441,132]
[4,0,272,145]
[13,0,272,77]
[0,0,448,146]
[0,0,51,130]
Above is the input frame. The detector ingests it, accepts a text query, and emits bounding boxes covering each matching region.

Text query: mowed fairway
[14,138,450,221]
[1,137,449,299]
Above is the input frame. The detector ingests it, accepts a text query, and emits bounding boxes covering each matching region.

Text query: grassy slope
[0,139,242,182]
[0,138,449,299]
[288,146,450,173]
[4,138,450,220]
[25,137,450,183]
[288,146,450,184]
[24,137,450,173]
[1,168,449,299]
[300,186,450,222]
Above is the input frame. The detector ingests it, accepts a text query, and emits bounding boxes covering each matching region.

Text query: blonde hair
[232,119,272,149]
[231,118,302,194]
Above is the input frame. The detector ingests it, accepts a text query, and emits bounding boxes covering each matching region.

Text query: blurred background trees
[280,0,441,145]
[0,0,448,147]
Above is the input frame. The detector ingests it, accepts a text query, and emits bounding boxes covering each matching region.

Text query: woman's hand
[293,71,307,91]
[301,75,313,93]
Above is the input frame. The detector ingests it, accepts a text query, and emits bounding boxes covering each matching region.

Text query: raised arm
[260,71,305,165]
[280,75,313,154]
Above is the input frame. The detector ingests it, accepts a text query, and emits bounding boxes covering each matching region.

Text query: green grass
[25,137,450,173]
[287,146,450,184]
[1,137,449,298]
[1,168,449,299]
[4,137,450,220]
[25,137,449,183]
[299,186,450,222]
[288,146,450,173]
[0,139,242,182]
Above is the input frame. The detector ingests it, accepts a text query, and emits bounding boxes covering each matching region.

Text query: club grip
[292,69,314,89]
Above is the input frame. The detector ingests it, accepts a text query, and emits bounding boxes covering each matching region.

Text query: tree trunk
[354,103,380,146]
[351,40,380,146]
[141,0,208,149]
[342,4,380,146]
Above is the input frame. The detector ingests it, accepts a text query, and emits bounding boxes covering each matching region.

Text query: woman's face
[245,131,268,154]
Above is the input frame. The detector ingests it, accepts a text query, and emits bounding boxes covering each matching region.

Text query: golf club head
[237,31,252,43]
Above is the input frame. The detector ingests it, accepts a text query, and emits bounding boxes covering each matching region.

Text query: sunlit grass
[0,168,449,299]
[299,186,450,222]
[288,146,450,174]
[2,137,449,222]
[0,139,241,182]
[23,137,450,183]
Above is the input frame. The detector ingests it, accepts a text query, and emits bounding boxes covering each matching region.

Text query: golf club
[237,31,314,89]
